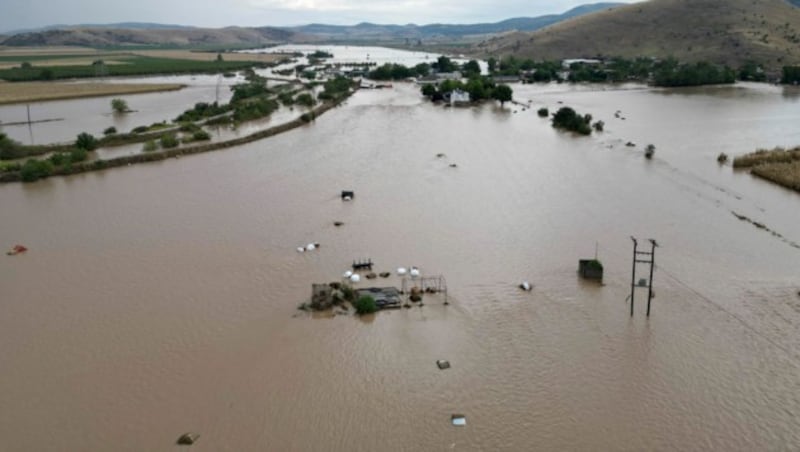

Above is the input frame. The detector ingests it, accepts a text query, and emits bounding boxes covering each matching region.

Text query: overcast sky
[1,0,643,33]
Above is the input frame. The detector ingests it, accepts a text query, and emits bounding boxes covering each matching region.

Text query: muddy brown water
[1,82,800,451]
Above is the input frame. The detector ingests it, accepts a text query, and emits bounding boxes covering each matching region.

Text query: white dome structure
[305,243,316,251]
[297,247,305,253]
[343,270,353,278]
[350,274,361,283]
[397,267,407,276]
[410,267,420,277]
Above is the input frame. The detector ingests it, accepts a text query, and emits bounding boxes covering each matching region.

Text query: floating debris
[519,281,532,291]
[645,144,656,159]
[176,432,199,445]
[717,153,728,164]
[379,272,391,278]
[451,415,466,426]
[625,142,636,147]
[334,221,344,227]
[341,190,354,201]
[365,272,377,279]
[449,163,458,168]
[436,153,446,158]
[436,360,451,370]
[6,244,28,256]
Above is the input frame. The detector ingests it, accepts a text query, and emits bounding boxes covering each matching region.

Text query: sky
[1,0,643,33]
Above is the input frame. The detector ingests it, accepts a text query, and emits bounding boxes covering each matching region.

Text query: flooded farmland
[1,76,800,451]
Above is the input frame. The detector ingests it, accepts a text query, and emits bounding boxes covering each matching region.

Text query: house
[449,89,470,105]
[562,59,602,69]
[435,71,462,81]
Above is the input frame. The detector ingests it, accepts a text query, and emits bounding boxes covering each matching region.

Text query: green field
[0,56,268,81]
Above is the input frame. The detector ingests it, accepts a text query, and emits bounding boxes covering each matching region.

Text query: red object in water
[7,244,27,255]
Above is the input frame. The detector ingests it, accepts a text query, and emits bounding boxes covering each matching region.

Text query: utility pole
[629,237,658,316]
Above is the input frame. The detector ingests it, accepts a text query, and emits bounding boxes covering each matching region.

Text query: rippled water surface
[1,79,800,451]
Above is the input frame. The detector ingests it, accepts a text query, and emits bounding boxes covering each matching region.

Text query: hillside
[478,0,800,74]
[0,26,293,47]
[288,3,622,40]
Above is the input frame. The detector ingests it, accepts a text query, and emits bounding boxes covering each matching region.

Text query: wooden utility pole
[630,237,658,316]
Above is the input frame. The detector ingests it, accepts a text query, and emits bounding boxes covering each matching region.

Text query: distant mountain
[3,22,195,35]
[286,3,623,40]
[0,26,293,47]
[479,0,800,74]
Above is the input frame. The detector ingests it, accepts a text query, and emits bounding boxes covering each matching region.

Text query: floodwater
[1,81,800,451]
[0,74,240,145]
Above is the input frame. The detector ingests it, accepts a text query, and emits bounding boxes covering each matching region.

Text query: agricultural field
[0,81,184,104]
[0,48,287,82]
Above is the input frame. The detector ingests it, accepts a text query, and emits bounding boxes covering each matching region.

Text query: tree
[462,60,481,78]
[487,57,498,74]
[433,55,457,73]
[0,132,24,160]
[111,98,129,114]
[20,61,32,69]
[552,107,592,135]
[492,84,513,106]
[216,53,224,62]
[75,132,98,151]
[354,295,378,315]
[421,84,437,97]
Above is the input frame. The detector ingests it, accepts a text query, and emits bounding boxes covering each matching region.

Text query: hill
[0,26,293,47]
[478,0,800,74]
[287,3,622,41]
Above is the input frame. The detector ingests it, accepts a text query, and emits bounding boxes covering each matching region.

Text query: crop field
[0,81,184,104]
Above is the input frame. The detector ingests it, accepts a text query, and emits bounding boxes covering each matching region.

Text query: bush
[537,107,549,117]
[111,98,128,113]
[20,159,54,182]
[593,120,605,132]
[160,133,179,149]
[353,295,378,315]
[192,130,211,141]
[75,132,98,151]
[143,140,159,152]
[103,126,117,135]
[132,126,148,134]
[552,107,592,135]
[340,285,356,302]
[295,93,315,107]
[70,147,88,162]
[0,132,25,159]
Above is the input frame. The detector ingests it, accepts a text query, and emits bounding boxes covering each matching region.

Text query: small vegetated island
[733,146,800,193]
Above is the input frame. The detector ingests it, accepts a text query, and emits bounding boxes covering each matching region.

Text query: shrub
[111,98,128,113]
[160,133,179,149]
[143,140,159,152]
[552,107,592,135]
[75,132,98,151]
[295,93,315,107]
[593,120,605,132]
[103,126,117,135]
[132,126,148,134]
[354,295,378,315]
[340,285,356,302]
[20,159,54,182]
[192,130,211,141]
[70,147,88,162]
[0,132,25,159]
[537,107,549,117]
